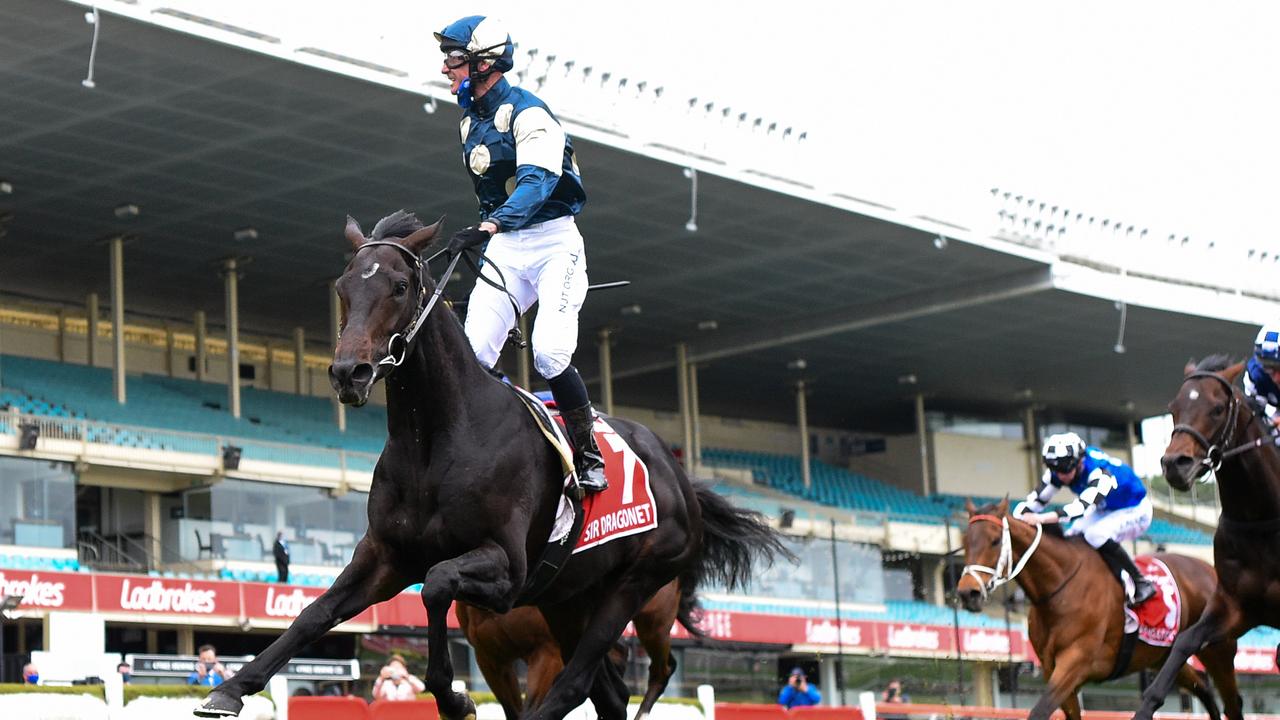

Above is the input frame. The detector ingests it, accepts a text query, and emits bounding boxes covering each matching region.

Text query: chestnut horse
[958,499,1239,720]
[459,580,696,720]
[1134,356,1280,720]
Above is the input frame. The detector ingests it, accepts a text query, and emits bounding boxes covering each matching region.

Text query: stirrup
[1129,578,1157,606]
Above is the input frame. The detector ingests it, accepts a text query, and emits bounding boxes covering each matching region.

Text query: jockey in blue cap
[1244,322,1280,437]
[1015,432,1156,607]
[435,15,605,493]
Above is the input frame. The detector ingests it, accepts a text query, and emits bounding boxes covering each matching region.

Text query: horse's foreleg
[634,600,678,720]
[1196,638,1244,720]
[195,540,407,718]
[1028,648,1091,720]
[1060,690,1083,720]
[421,542,516,720]
[475,649,523,720]
[1133,593,1246,720]
[1174,664,1221,720]
[588,652,632,720]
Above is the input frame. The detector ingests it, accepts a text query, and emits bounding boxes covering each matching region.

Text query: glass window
[708,535,886,605]
[0,456,76,548]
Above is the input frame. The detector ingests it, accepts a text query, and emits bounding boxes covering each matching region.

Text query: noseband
[351,241,462,373]
[961,514,1043,600]
[1171,371,1264,474]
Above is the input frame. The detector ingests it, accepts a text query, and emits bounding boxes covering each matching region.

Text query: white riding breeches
[1065,496,1153,548]
[463,215,588,379]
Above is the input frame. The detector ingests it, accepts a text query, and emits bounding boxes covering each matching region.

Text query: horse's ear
[403,216,445,254]
[996,496,1009,515]
[1224,361,1246,383]
[1183,358,1197,377]
[345,216,366,250]
[964,498,976,514]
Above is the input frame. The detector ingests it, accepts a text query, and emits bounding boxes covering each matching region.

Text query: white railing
[0,410,380,488]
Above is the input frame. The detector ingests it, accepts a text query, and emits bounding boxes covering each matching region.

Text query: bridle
[351,240,463,373]
[961,514,1043,600]
[1171,371,1264,475]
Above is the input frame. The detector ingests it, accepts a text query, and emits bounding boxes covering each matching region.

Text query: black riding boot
[559,403,608,493]
[1099,539,1156,606]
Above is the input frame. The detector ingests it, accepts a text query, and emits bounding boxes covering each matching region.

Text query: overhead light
[422,97,438,114]
[1015,388,1034,400]
[620,304,642,316]
[933,235,948,250]
[113,203,140,219]
[0,594,23,614]
[897,374,917,385]
[0,180,12,194]
[233,227,258,242]
[222,444,243,471]
[786,358,807,371]
[696,320,718,331]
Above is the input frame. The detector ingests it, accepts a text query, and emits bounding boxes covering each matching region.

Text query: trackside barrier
[716,703,790,720]
[790,706,864,720]
[870,704,1280,720]
[289,696,371,720]
[370,699,441,720]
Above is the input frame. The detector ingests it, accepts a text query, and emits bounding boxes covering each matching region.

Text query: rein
[1171,371,1263,474]
[961,514,1043,600]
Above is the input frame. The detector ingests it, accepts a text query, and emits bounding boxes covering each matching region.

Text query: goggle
[1044,456,1079,474]
[443,50,470,70]
[1258,356,1280,370]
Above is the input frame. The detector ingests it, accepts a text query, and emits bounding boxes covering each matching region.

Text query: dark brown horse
[459,579,695,720]
[957,498,1239,720]
[195,212,790,719]
[1134,356,1280,720]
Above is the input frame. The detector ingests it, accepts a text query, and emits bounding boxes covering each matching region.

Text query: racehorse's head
[1162,355,1245,491]
[957,497,1008,613]
[329,211,444,406]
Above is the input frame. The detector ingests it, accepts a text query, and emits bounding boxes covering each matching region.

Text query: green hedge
[122,685,272,704]
[0,683,106,699]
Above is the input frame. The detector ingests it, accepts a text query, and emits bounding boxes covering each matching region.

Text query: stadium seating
[0,554,80,573]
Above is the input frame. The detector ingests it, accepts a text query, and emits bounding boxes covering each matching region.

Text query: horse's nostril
[350,363,374,385]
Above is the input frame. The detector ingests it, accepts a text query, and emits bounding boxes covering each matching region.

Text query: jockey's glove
[446,225,493,257]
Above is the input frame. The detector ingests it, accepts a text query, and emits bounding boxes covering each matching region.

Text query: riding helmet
[1253,323,1280,369]
[1041,432,1086,474]
[435,16,515,73]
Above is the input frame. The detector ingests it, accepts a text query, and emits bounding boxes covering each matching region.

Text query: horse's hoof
[449,693,477,720]
[193,690,243,718]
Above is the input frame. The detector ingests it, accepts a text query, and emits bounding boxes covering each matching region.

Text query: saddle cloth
[1122,556,1181,647]
[509,387,658,553]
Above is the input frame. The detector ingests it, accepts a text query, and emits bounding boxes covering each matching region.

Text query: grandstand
[1,0,1277,716]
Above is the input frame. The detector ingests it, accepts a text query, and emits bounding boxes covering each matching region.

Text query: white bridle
[961,514,1044,600]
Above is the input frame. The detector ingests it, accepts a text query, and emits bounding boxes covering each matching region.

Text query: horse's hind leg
[196,540,408,717]
[1174,664,1221,720]
[1197,639,1244,720]
[421,543,518,720]
[634,589,680,720]
[1134,593,1246,720]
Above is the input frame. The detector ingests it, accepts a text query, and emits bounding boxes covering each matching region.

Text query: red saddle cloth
[1124,556,1181,647]
[551,415,659,554]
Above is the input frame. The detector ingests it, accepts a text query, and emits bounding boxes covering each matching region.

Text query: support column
[56,308,67,362]
[86,292,99,366]
[223,258,241,419]
[1125,420,1139,466]
[194,311,207,382]
[110,236,126,403]
[263,339,273,390]
[689,362,702,477]
[293,327,305,395]
[676,343,693,469]
[329,281,346,432]
[163,322,175,377]
[598,328,614,415]
[516,315,531,389]
[1022,405,1039,489]
[143,491,162,570]
[915,392,931,495]
[176,628,194,656]
[797,380,811,490]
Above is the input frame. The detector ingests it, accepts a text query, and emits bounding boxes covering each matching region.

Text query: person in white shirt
[373,654,425,701]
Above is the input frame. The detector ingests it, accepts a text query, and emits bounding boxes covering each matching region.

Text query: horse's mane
[1195,354,1235,373]
[370,210,424,241]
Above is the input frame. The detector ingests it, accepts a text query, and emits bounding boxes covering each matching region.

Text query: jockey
[1014,432,1156,606]
[435,16,606,493]
[1244,323,1280,434]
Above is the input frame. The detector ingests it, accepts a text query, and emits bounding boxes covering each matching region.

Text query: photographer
[778,667,821,709]
[373,654,425,701]
[882,679,910,704]
[187,644,232,687]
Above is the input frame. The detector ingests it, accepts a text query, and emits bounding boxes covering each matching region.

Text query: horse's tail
[688,481,795,596]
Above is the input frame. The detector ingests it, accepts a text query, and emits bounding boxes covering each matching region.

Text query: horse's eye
[1211,404,1225,417]
[392,281,408,297]
[990,538,1000,548]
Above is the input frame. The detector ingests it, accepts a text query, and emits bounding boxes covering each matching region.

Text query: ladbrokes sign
[0,570,92,610]
[96,575,229,616]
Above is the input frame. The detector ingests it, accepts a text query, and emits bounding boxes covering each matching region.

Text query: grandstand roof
[0,0,1266,431]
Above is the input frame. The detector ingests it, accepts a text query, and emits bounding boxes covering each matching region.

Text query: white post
[269,674,290,720]
[689,361,702,477]
[330,280,346,432]
[915,392,930,495]
[293,326,306,395]
[1023,405,1039,489]
[194,310,207,381]
[676,343,693,470]
[109,236,126,403]
[86,292,99,366]
[223,258,241,419]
